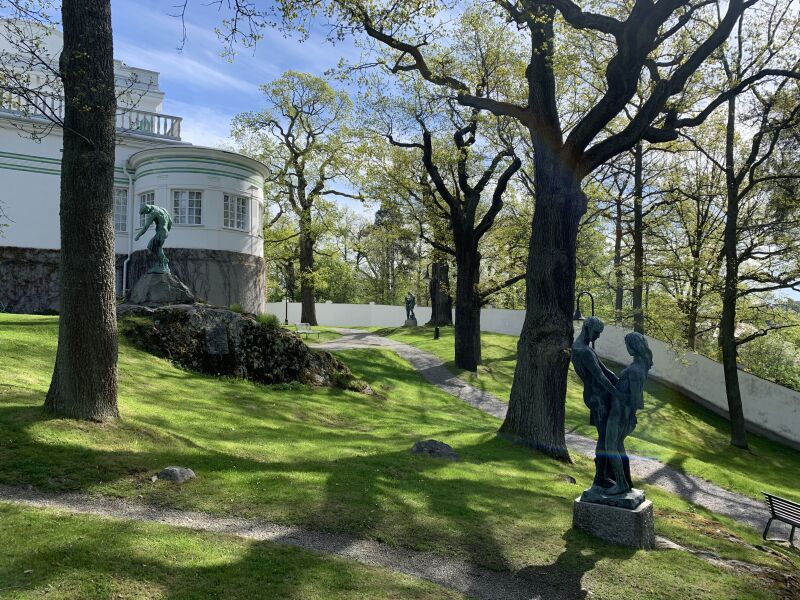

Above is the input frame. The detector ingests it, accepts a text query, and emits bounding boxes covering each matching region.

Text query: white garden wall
[268,301,800,449]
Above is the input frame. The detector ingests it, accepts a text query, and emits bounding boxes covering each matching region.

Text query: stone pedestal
[128,272,195,306]
[573,498,655,549]
[404,318,418,327]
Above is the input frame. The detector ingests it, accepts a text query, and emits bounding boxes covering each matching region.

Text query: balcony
[0,91,182,141]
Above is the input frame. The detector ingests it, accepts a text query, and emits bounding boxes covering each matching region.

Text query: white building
[0,22,268,313]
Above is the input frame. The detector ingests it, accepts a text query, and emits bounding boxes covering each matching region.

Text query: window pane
[172,190,201,225]
[113,188,127,233]
[138,192,155,227]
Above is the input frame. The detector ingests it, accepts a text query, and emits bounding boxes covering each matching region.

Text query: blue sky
[111,0,361,148]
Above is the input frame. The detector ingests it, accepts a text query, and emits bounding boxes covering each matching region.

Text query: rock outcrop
[128,272,195,306]
[119,304,364,390]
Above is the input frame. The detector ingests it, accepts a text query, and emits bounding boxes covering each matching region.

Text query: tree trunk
[500,146,585,460]
[453,246,481,371]
[721,97,748,449]
[44,0,118,420]
[298,209,317,325]
[427,261,453,326]
[613,196,624,325]
[632,143,645,334]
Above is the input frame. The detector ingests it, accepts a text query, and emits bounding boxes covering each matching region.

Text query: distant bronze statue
[135,204,172,274]
[405,291,416,321]
[572,318,653,508]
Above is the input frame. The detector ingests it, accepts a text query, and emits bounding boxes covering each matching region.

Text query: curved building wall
[128,249,265,313]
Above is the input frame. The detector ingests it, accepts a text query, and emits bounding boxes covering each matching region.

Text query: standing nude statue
[135,204,172,274]
[604,332,652,495]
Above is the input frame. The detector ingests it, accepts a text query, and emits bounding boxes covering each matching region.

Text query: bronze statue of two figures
[572,317,653,510]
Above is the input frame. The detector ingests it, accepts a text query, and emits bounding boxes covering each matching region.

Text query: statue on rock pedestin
[135,204,172,274]
[571,317,653,509]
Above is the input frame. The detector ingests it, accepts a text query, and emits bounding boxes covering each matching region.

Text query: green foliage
[256,312,280,328]
[229,303,245,313]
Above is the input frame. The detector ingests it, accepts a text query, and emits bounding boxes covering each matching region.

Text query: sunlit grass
[0,315,797,599]
[375,325,800,502]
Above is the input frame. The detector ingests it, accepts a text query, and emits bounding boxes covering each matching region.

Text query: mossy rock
[119,304,366,391]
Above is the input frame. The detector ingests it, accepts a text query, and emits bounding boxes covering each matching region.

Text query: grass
[372,326,800,503]
[0,315,798,599]
[0,504,464,600]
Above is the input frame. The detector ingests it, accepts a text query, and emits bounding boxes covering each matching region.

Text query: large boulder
[119,304,362,390]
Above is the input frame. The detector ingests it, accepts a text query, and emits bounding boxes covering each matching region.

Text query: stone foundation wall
[0,247,60,313]
[1,246,265,315]
[128,248,265,314]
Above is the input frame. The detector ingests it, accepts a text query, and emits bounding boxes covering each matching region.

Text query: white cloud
[163,99,235,149]
[115,39,260,95]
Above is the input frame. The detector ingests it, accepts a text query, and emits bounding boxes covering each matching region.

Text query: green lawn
[0,504,463,600]
[0,315,798,599]
[374,326,800,503]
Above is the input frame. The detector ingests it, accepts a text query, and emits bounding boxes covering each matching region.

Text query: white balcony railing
[0,90,182,141]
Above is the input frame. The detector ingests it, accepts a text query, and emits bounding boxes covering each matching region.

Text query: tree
[269,0,763,457]
[233,71,357,325]
[43,0,119,419]
[679,0,800,447]
[363,51,523,370]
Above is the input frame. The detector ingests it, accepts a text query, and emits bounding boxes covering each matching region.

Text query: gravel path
[316,328,779,534]
[0,484,579,600]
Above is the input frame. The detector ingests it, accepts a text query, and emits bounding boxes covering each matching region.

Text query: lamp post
[574,290,596,347]
[279,270,289,326]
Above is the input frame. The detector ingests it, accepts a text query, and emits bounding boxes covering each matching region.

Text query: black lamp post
[573,290,595,321]
[574,290,596,348]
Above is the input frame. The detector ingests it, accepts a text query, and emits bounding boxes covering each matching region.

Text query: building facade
[0,22,268,313]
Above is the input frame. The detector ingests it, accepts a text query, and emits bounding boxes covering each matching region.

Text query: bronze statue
[604,332,652,495]
[572,318,652,509]
[135,204,172,274]
[405,291,416,321]
[571,317,620,488]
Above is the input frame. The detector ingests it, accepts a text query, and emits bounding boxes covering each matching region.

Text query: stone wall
[0,246,265,315]
[0,246,60,313]
[128,248,265,314]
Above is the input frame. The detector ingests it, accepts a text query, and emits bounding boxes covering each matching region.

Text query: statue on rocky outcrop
[405,291,416,321]
[572,318,652,509]
[135,204,172,274]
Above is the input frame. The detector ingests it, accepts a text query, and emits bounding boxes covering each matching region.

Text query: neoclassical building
[0,22,268,313]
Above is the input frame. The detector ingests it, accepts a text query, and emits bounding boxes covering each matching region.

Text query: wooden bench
[762,492,798,545]
[295,323,321,340]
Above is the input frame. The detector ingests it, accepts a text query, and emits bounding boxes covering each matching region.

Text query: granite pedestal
[573,498,655,549]
[404,318,418,327]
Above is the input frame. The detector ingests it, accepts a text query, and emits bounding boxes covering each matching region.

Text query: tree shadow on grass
[0,403,603,585]
[1,504,451,600]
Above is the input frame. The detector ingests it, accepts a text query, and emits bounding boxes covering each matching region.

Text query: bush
[229,303,244,313]
[256,313,280,328]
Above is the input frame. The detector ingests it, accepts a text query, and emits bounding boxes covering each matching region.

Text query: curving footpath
[315,328,778,534]
[0,483,583,600]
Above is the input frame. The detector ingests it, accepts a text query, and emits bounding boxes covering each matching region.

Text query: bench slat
[763,493,800,524]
